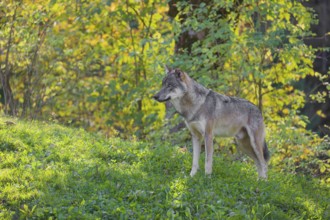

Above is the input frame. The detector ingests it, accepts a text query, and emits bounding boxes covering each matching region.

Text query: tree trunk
[0,4,17,116]
[301,0,330,136]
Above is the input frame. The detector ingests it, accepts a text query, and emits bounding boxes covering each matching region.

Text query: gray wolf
[153,66,270,179]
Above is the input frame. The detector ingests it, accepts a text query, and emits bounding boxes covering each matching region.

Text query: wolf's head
[153,66,188,102]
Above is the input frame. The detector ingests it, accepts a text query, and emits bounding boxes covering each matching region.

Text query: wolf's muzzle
[153,94,170,102]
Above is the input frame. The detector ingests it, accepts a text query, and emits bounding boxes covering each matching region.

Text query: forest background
[0,0,329,181]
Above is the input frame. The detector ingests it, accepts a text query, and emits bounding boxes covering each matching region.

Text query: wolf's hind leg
[235,128,257,160]
[245,127,267,179]
[236,127,267,179]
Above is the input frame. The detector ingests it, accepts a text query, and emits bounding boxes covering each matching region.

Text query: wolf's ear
[175,69,185,81]
[164,65,171,74]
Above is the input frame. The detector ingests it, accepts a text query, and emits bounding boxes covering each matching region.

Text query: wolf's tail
[263,141,270,163]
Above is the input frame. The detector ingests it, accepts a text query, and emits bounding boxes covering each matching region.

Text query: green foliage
[0,117,329,219]
[268,115,330,182]
[0,0,171,137]
[173,0,316,114]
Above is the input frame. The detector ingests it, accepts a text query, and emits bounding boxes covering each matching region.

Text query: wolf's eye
[168,84,174,90]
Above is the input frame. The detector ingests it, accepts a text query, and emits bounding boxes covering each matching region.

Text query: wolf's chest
[185,120,206,137]
[170,99,182,114]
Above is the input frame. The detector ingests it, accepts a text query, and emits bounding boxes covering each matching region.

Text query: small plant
[19,205,37,220]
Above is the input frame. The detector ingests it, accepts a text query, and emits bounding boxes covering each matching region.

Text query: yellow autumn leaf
[320,164,326,173]
[303,148,314,156]
[86,24,96,33]
[100,40,109,48]
[90,91,99,97]
[316,110,326,118]
[282,108,289,115]
[87,38,99,46]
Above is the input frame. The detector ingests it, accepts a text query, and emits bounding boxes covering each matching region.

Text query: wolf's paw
[205,170,212,175]
[258,174,268,181]
[205,164,212,175]
[190,169,198,177]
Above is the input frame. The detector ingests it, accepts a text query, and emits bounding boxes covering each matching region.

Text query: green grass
[0,117,329,219]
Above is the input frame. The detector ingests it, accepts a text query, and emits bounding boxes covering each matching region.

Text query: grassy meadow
[0,117,329,219]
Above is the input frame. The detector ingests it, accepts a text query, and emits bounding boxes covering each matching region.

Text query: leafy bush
[268,116,330,182]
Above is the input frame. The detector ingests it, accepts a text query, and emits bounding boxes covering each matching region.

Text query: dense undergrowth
[0,117,329,219]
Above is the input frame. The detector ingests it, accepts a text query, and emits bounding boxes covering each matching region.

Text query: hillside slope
[0,117,329,219]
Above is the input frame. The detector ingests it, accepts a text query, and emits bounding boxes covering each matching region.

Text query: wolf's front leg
[205,132,214,175]
[190,135,202,177]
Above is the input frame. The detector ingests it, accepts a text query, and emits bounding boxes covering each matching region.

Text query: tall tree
[301,1,330,136]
